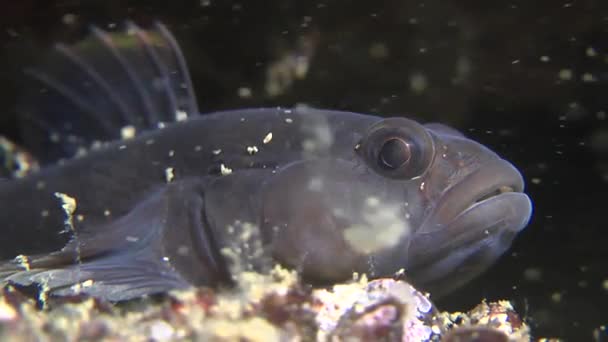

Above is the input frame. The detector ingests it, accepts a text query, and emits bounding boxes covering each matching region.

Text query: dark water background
[0,1,606,340]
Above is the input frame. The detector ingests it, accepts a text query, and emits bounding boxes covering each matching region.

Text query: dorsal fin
[18,21,200,164]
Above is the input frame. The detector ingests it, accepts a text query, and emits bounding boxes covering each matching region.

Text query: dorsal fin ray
[18,22,200,164]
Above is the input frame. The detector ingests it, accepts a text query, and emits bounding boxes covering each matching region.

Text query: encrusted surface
[0,266,530,341]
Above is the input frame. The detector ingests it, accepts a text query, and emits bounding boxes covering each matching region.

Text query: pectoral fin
[0,181,218,302]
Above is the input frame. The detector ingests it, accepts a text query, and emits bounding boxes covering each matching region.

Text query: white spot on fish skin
[121,125,136,139]
[36,181,46,190]
[175,109,188,122]
[343,198,410,254]
[301,114,334,154]
[220,163,233,175]
[194,145,202,152]
[168,150,175,157]
[91,140,103,150]
[307,177,323,192]
[365,197,380,207]
[212,149,222,155]
[157,122,166,129]
[165,167,175,182]
[263,132,273,144]
[118,145,127,150]
[81,279,94,288]
[145,139,155,145]
[246,146,259,155]
[285,117,293,123]
[104,209,111,217]
[76,214,84,222]
[177,245,189,256]
[162,256,170,262]
[126,236,139,243]
[419,182,426,191]
[41,210,49,217]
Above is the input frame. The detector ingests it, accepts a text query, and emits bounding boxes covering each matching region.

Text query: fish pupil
[379,138,411,170]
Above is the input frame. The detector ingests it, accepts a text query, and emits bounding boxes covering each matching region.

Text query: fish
[0,22,532,302]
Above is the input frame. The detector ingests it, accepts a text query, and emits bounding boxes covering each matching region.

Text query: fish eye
[358,118,435,179]
[379,137,411,170]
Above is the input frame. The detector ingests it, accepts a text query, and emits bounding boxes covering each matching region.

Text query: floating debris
[0,136,39,178]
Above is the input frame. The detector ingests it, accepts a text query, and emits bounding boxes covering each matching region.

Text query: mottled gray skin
[0,23,532,301]
[0,107,531,299]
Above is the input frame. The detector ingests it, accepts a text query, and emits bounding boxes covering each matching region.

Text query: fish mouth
[419,158,530,234]
[406,158,532,296]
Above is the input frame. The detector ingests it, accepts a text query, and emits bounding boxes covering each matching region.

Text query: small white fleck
[14,255,30,271]
[558,69,573,80]
[586,47,597,57]
[175,109,188,121]
[62,13,77,25]
[263,132,273,144]
[126,236,139,242]
[237,87,252,98]
[410,73,428,93]
[118,145,127,150]
[220,163,233,175]
[212,149,222,155]
[540,55,550,62]
[36,181,46,190]
[145,139,155,145]
[120,125,136,139]
[177,246,189,256]
[165,167,175,182]
[168,150,175,157]
[162,256,170,262]
[41,210,49,217]
[104,209,111,216]
[308,178,323,191]
[285,117,293,123]
[582,73,596,82]
[246,146,259,155]
[157,122,166,129]
[365,197,380,207]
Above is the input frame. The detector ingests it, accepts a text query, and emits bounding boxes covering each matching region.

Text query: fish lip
[419,158,529,233]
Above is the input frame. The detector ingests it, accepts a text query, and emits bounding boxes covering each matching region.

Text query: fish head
[260,112,532,296]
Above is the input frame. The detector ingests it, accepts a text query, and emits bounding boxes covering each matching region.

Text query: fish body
[0,23,532,301]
